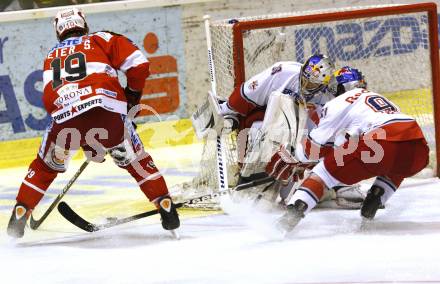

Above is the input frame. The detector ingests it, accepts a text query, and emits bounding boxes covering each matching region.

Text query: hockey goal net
[172,3,440,207]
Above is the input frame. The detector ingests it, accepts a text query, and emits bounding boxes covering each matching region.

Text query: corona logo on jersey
[55,84,92,108]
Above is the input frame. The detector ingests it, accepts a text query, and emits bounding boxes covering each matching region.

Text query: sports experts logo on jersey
[53,97,102,122]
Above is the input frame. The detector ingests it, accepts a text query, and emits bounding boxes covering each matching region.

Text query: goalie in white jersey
[266,67,429,232]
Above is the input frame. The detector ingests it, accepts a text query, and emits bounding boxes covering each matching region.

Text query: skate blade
[360,217,374,231]
[170,229,180,240]
[274,220,291,239]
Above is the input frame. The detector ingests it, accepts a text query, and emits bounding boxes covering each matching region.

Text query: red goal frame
[230,2,440,176]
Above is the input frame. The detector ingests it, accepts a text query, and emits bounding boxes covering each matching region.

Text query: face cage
[300,75,327,102]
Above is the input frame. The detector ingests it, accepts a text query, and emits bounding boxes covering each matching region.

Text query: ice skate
[276,199,308,234]
[7,203,31,238]
[157,195,180,236]
[361,185,384,220]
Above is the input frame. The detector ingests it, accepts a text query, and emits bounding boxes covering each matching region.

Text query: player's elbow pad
[126,62,150,91]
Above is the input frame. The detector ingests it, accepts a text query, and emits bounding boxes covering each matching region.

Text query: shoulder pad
[92,31,114,42]
[99,30,124,37]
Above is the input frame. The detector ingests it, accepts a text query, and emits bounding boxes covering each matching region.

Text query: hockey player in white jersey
[265,67,429,232]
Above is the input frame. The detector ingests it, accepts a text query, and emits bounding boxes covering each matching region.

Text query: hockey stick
[203,15,229,194]
[29,160,89,230]
[57,176,274,232]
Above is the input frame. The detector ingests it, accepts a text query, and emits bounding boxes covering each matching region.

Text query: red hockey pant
[324,138,429,187]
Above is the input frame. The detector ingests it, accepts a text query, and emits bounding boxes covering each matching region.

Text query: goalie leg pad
[240,91,304,178]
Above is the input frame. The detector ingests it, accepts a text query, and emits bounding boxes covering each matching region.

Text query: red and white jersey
[227,61,302,115]
[43,31,149,123]
[297,88,425,161]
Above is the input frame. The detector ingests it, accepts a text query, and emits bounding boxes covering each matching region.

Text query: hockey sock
[16,158,58,209]
[287,177,325,214]
[372,176,397,205]
[125,155,169,202]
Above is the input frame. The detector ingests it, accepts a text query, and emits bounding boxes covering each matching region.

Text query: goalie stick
[204,15,229,194]
[58,176,274,232]
[29,160,89,230]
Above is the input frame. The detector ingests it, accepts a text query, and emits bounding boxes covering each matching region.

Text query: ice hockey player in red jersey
[265,66,429,233]
[7,8,180,238]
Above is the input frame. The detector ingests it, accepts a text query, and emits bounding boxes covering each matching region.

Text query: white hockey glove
[219,102,239,134]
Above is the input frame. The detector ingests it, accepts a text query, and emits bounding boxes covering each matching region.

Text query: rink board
[0,118,197,169]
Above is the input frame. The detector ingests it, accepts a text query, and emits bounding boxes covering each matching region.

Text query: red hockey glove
[265,145,315,183]
[125,86,142,117]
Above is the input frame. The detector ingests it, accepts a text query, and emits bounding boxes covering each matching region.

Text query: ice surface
[1,145,440,284]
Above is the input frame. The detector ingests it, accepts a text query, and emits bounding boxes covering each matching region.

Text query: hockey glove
[223,114,239,134]
[219,102,239,134]
[265,145,313,183]
[125,86,142,117]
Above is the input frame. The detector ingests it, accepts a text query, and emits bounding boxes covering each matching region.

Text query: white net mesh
[173,4,437,206]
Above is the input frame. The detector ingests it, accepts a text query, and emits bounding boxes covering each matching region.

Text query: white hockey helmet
[54,8,89,42]
[300,54,335,101]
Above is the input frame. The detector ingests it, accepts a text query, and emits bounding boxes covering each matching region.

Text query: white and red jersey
[223,61,333,130]
[226,61,302,115]
[297,88,425,162]
[42,31,149,123]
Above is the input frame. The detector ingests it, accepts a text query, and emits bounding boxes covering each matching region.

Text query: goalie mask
[300,54,335,101]
[54,8,89,42]
[328,66,367,97]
